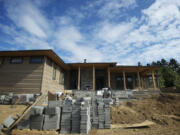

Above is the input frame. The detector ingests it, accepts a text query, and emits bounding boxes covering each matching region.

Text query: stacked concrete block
[104,104,111,129]
[3,95,12,104]
[74,91,95,99]
[0,95,5,104]
[3,115,15,128]
[92,116,98,128]
[71,104,81,133]
[98,102,105,129]
[48,100,62,108]
[17,119,30,129]
[60,105,72,134]
[43,107,61,130]
[0,124,4,131]
[30,115,44,130]
[91,98,98,128]
[80,105,91,134]
[30,106,44,130]
[115,97,120,106]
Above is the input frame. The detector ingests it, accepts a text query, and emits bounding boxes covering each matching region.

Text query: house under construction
[0,50,159,94]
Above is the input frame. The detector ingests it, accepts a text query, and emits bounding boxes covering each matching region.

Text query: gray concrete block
[3,115,15,128]
[30,106,44,115]
[30,115,44,130]
[48,101,62,107]
[0,124,4,131]
[17,119,30,129]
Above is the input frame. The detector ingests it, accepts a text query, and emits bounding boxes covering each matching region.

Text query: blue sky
[0,0,180,65]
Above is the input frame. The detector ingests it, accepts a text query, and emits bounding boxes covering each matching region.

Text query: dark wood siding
[0,57,43,94]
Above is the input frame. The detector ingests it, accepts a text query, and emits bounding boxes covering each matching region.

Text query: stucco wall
[41,57,64,93]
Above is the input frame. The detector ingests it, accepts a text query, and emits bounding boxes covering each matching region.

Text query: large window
[52,66,56,80]
[30,57,43,63]
[59,71,64,84]
[10,57,23,64]
[0,57,4,64]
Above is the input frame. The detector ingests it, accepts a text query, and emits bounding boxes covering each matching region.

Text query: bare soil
[0,105,27,123]
[6,93,180,135]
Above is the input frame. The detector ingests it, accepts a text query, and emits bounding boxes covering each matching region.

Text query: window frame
[59,70,64,85]
[52,66,56,80]
[0,57,4,65]
[29,56,43,64]
[10,57,23,64]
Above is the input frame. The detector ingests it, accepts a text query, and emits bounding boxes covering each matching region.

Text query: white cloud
[0,0,180,65]
[97,21,134,43]
[4,0,49,38]
[54,26,103,62]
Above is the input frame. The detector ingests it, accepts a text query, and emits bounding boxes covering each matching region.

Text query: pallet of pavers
[80,105,91,134]
[60,104,72,134]
[29,106,44,130]
[43,107,61,130]
[71,100,81,133]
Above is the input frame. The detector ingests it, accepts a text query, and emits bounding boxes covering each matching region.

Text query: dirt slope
[11,93,180,135]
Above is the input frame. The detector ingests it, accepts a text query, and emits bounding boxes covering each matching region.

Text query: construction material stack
[91,97,99,128]
[60,101,72,134]
[43,107,61,130]
[71,99,81,133]
[104,98,111,129]
[80,99,91,134]
[98,99,105,129]
[29,106,44,130]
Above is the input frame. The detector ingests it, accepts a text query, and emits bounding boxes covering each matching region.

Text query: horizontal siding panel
[0,81,41,86]
[0,72,43,76]
[0,65,43,70]
[0,73,42,78]
[0,75,42,80]
[0,88,41,94]
[0,69,43,73]
[0,79,41,83]
[0,85,41,89]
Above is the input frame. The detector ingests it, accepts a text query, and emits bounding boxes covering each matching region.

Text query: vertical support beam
[123,71,127,90]
[152,70,157,90]
[141,77,144,89]
[137,71,141,90]
[108,67,111,88]
[133,75,135,89]
[93,65,95,90]
[78,66,81,90]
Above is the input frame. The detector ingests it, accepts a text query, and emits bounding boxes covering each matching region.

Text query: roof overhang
[110,66,160,73]
[0,50,69,70]
[68,62,117,69]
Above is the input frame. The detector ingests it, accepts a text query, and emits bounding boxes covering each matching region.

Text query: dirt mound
[111,93,180,125]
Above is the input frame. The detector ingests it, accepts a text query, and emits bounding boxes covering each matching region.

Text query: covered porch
[67,63,159,91]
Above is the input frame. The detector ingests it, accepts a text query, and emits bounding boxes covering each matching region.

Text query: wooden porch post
[78,66,81,90]
[133,75,135,89]
[152,70,157,90]
[123,71,127,90]
[108,67,111,88]
[141,77,144,89]
[93,65,95,90]
[137,71,141,90]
